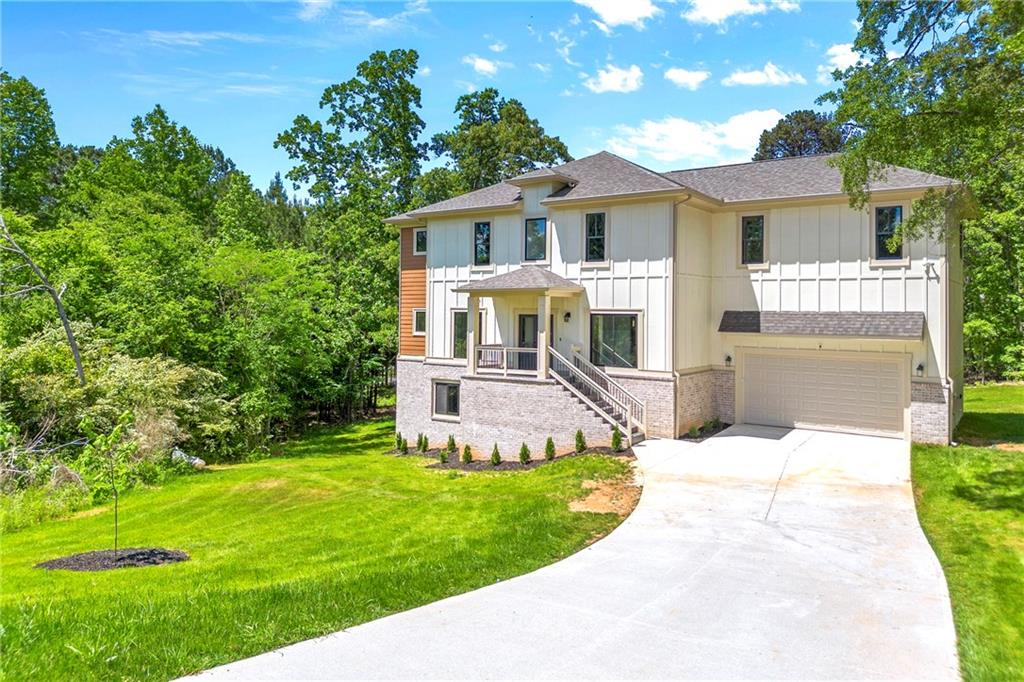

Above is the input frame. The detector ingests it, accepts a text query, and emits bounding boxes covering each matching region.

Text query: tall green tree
[821,0,1024,379]
[752,110,849,161]
[0,70,60,215]
[430,88,572,191]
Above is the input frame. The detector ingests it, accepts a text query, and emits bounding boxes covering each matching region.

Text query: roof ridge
[593,150,690,189]
[667,153,839,174]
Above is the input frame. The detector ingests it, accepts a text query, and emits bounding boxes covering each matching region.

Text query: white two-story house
[388,152,963,458]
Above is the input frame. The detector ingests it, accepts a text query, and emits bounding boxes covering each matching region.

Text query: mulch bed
[36,548,189,572]
[392,446,634,471]
[678,422,732,443]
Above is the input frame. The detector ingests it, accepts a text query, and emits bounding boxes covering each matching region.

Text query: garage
[739,349,907,438]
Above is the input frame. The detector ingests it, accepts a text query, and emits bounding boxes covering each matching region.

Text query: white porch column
[537,292,550,379]
[467,293,478,375]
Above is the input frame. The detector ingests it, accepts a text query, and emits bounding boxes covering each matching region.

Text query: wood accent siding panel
[400,227,426,356]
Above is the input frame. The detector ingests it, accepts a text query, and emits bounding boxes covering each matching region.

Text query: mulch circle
[35,547,189,572]
[391,446,634,471]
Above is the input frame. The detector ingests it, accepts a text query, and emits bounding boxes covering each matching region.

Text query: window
[585,212,607,262]
[412,308,426,336]
[524,217,547,261]
[413,228,427,256]
[473,221,491,266]
[590,313,638,369]
[452,310,484,359]
[433,381,460,418]
[874,205,903,260]
[740,215,765,265]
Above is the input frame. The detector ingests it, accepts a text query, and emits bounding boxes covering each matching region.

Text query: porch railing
[571,351,647,436]
[549,346,641,438]
[475,345,538,374]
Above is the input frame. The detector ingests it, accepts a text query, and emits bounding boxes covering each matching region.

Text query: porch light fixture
[725,354,732,367]
[563,311,572,323]
[916,362,925,376]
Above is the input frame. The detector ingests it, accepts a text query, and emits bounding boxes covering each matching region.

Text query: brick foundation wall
[676,370,714,435]
[396,359,613,460]
[712,369,735,425]
[911,380,951,444]
[606,373,676,438]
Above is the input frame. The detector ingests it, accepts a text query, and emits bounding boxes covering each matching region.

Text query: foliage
[446,434,456,454]
[519,442,530,465]
[575,429,587,454]
[395,431,402,451]
[400,437,408,455]
[0,418,630,681]
[821,1,1024,379]
[462,443,472,464]
[611,425,623,452]
[752,110,849,161]
[421,434,429,453]
[430,88,572,192]
[490,443,500,466]
[545,436,555,461]
[688,425,700,438]
[0,69,59,215]
[438,446,447,464]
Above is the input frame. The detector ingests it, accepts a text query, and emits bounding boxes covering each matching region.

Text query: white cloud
[722,61,806,86]
[455,80,477,93]
[489,40,507,53]
[297,0,333,21]
[339,0,429,32]
[682,0,799,25]
[550,29,580,67]
[606,109,784,166]
[664,67,710,90]
[591,20,613,36]
[573,0,661,30]
[582,63,643,93]
[462,54,509,77]
[531,63,552,75]
[418,65,432,77]
[141,30,268,47]
[569,13,581,26]
[815,43,860,84]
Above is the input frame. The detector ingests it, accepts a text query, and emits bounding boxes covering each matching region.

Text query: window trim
[451,307,485,359]
[869,202,911,267]
[582,210,610,268]
[523,216,549,263]
[587,309,642,370]
[471,219,494,270]
[431,379,461,422]
[412,227,428,256]
[736,213,769,270]
[411,307,427,336]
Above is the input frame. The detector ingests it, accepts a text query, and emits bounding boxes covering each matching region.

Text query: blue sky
[4,0,865,193]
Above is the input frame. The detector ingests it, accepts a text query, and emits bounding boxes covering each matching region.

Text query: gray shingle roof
[540,151,684,203]
[718,310,926,339]
[453,266,584,293]
[406,181,522,217]
[664,155,955,203]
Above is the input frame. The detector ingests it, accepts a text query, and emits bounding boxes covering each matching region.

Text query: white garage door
[741,351,905,438]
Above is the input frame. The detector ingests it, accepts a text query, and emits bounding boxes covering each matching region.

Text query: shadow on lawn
[957,413,1024,445]
[279,419,394,458]
[953,468,1024,513]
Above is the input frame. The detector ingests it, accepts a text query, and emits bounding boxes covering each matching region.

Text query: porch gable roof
[453,266,584,295]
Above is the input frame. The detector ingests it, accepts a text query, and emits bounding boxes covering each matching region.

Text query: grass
[0,418,631,681]
[912,383,1024,681]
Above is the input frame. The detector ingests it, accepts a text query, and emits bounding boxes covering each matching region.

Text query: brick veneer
[712,369,735,425]
[606,373,676,438]
[911,380,951,444]
[676,370,713,434]
[396,359,613,460]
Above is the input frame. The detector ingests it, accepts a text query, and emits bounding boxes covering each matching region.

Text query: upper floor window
[452,309,485,359]
[585,212,607,262]
[474,221,491,266]
[740,215,765,265]
[413,228,427,256]
[524,217,547,261]
[874,205,903,260]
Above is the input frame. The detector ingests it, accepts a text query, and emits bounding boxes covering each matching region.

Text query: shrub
[438,448,448,464]
[446,434,456,454]
[688,425,700,438]
[416,433,424,452]
[575,429,587,454]
[395,431,402,451]
[490,443,501,466]
[462,444,472,464]
[703,420,714,433]
[400,437,409,454]
[611,425,623,452]
[421,435,429,453]
[519,443,530,464]
[710,417,721,430]
[545,436,555,461]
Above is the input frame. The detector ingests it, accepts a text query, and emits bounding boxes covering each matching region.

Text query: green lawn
[0,418,631,681]
[913,383,1024,681]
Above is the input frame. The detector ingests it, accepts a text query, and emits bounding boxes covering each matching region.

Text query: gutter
[669,193,694,438]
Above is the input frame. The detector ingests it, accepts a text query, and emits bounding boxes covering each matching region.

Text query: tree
[821,0,1024,379]
[275,49,427,212]
[752,110,848,161]
[0,70,60,215]
[430,88,572,191]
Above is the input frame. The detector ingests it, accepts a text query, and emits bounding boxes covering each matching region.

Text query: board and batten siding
[423,198,675,372]
[399,227,426,357]
[674,200,949,380]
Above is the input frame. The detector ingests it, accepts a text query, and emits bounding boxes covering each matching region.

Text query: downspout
[669,194,693,438]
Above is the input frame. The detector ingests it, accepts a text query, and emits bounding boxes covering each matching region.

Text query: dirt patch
[570,474,642,517]
[421,447,635,472]
[995,443,1024,452]
[36,547,189,572]
[960,438,1024,452]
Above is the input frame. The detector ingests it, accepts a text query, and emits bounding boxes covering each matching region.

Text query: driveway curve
[195,426,959,680]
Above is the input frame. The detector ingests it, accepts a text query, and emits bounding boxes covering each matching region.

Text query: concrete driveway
[195,426,959,680]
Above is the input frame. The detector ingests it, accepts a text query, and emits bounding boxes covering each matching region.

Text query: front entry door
[517,314,538,371]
